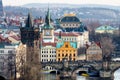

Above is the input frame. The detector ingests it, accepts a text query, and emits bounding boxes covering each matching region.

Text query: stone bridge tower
[20,13,41,80]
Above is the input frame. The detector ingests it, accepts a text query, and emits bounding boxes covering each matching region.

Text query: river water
[42,68,120,80]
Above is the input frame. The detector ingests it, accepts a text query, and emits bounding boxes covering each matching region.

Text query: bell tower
[20,13,41,80]
[42,8,54,43]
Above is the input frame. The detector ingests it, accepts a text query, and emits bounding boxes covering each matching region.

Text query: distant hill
[23,3,120,10]
[4,4,120,24]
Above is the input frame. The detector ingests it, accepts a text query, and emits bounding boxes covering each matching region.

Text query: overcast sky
[3,0,120,6]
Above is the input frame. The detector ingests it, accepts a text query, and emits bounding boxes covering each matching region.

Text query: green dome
[60,16,80,23]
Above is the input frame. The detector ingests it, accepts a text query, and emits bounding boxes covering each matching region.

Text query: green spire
[25,13,33,28]
[44,8,53,29]
[45,8,50,25]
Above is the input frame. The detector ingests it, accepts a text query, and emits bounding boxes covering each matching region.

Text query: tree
[77,47,86,55]
[16,43,42,80]
[100,37,115,57]
[16,43,26,80]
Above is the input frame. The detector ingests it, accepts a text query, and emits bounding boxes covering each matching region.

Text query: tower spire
[25,13,33,27]
[45,7,51,26]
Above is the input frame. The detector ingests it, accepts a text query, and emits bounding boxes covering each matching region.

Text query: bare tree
[100,37,115,57]
[16,43,26,80]
[16,43,42,80]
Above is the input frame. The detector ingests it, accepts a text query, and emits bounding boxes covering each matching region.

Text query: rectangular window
[62,54,64,57]
[58,54,60,57]
[8,50,13,54]
[0,50,4,53]
[58,58,60,61]
[74,54,76,57]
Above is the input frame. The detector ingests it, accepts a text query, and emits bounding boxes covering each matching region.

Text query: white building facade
[0,44,17,79]
[41,45,56,62]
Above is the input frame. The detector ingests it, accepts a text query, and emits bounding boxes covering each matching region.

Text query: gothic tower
[42,8,54,43]
[20,13,41,80]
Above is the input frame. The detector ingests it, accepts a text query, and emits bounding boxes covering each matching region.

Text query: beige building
[55,32,89,48]
[86,42,102,61]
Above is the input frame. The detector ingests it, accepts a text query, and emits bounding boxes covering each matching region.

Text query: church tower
[42,8,54,43]
[20,13,41,80]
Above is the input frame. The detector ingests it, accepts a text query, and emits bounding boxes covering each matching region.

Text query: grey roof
[60,16,80,23]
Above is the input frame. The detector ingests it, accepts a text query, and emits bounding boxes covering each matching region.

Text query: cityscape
[0,0,120,80]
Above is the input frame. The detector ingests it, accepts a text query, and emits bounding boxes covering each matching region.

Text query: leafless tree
[100,37,115,57]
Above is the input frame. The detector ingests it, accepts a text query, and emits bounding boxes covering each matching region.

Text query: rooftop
[96,25,118,30]
[56,41,77,48]
[60,14,80,23]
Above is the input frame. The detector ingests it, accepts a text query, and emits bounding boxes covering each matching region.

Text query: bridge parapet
[109,61,120,72]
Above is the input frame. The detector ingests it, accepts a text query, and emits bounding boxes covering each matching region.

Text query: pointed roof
[43,8,53,29]
[45,8,50,25]
[25,13,33,28]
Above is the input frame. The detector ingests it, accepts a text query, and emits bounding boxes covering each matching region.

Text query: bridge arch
[112,67,120,75]
[112,67,120,73]
[72,66,89,76]
[113,68,120,79]
[0,75,6,80]
[42,65,59,74]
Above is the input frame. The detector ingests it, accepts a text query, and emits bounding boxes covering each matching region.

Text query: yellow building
[56,42,77,61]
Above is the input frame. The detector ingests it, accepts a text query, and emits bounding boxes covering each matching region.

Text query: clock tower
[42,8,54,43]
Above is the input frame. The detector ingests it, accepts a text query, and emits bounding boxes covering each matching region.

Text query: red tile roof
[95,42,101,48]
[54,32,80,37]
[42,42,56,47]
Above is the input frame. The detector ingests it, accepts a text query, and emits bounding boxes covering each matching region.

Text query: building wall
[56,32,89,48]
[0,45,16,79]
[56,42,77,61]
[95,30,114,34]
[86,42,102,61]
[41,46,56,62]
[43,29,54,43]
[60,36,77,42]
[60,22,80,28]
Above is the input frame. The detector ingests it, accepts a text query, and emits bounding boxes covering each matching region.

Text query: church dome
[60,14,80,23]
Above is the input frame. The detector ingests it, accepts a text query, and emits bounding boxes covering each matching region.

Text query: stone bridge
[41,61,103,70]
[109,61,120,74]
[41,60,120,78]
[0,74,7,80]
